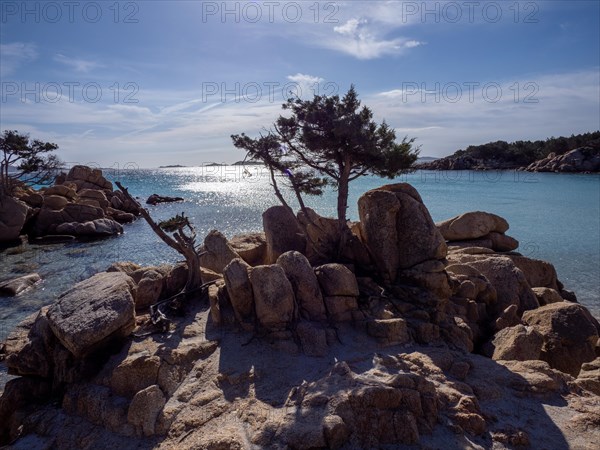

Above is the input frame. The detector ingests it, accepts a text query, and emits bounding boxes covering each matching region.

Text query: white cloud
[0,42,38,76]
[367,70,600,156]
[54,53,102,73]
[2,70,597,166]
[333,18,364,36]
[287,73,324,85]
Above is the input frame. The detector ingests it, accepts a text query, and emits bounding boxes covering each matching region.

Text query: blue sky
[1,1,599,167]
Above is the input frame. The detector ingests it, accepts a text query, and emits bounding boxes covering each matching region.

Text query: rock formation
[1,182,599,449]
[4,165,140,241]
[522,146,600,172]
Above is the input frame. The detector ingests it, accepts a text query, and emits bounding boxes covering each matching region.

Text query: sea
[1,166,599,345]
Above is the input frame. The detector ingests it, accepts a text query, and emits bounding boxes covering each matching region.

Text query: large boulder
[490,324,543,361]
[277,251,326,321]
[262,206,306,264]
[315,264,359,297]
[32,202,106,236]
[315,264,359,322]
[447,254,538,317]
[199,230,241,273]
[0,195,29,242]
[78,189,109,209]
[504,254,560,291]
[229,232,267,266]
[0,273,41,296]
[223,258,255,327]
[436,211,509,241]
[43,194,69,210]
[522,302,600,376]
[46,272,136,357]
[249,265,295,330]
[358,183,446,282]
[56,218,123,237]
[65,165,113,191]
[4,307,55,377]
[43,184,76,200]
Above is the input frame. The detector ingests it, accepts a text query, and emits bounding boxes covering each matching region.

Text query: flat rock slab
[0,273,41,296]
[47,272,136,357]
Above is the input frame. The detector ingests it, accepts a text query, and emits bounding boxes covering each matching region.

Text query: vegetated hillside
[417,131,600,170]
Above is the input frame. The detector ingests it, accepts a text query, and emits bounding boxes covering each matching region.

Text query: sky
[1,0,599,167]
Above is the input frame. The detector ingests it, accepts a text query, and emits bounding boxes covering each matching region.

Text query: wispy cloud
[326,17,424,59]
[54,53,103,73]
[1,70,597,165]
[0,42,38,76]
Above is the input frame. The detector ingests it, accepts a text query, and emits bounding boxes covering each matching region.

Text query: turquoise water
[1,168,599,342]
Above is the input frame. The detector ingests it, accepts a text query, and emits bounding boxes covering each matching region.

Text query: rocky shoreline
[0,165,141,246]
[417,145,600,173]
[1,181,598,449]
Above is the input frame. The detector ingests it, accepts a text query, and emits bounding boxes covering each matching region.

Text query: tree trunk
[183,248,203,293]
[336,159,351,260]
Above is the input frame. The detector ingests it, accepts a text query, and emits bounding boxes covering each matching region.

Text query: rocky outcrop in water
[1,182,599,449]
[521,146,600,172]
[146,194,184,206]
[6,165,140,240]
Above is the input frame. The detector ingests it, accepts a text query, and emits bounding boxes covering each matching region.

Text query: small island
[158,165,186,168]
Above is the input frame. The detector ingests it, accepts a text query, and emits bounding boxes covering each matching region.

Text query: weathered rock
[56,218,123,237]
[4,307,54,377]
[488,231,519,252]
[262,205,306,265]
[397,260,451,299]
[358,183,446,282]
[437,211,509,241]
[296,321,328,357]
[576,358,600,395]
[297,207,337,252]
[61,383,133,436]
[127,385,166,436]
[65,165,113,191]
[522,302,599,376]
[323,296,358,322]
[249,265,295,330]
[106,261,142,276]
[0,273,41,296]
[106,207,136,224]
[315,263,359,297]
[491,324,543,361]
[277,251,326,321]
[146,194,183,205]
[229,232,267,266]
[0,195,29,242]
[20,192,44,207]
[43,194,69,210]
[532,287,564,306]
[223,258,254,327]
[135,269,165,310]
[356,189,399,280]
[0,377,52,443]
[505,254,560,291]
[495,304,521,331]
[44,184,77,199]
[108,351,161,398]
[446,264,497,305]
[524,147,600,172]
[447,254,538,316]
[46,272,136,357]
[199,230,241,274]
[367,318,410,346]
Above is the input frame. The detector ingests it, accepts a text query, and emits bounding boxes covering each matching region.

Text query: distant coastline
[416,131,600,173]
